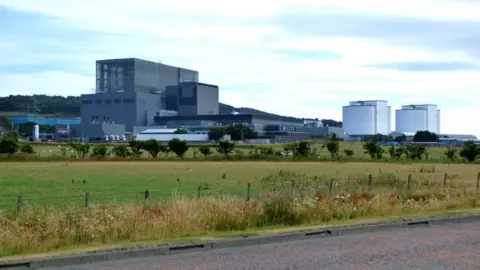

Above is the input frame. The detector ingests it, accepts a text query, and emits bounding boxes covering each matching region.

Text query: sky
[1,0,480,135]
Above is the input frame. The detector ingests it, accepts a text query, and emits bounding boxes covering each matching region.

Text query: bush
[112,145,130,158]
[199,145,213,157]
[91,145,110,158]
[216,141,235,156]
[405,144,427,160]
[323,134,340,159]
[363,139,383,159]
[262,195,301,225]
[0,137,19,155]
[444,147,457,161]
[168,138,189,159]
[295,141,311,157]
[344,149,354,157]
[69,142,91,159]
[459,141,480,162]
[20,144,36,154]
[142,139,162,158]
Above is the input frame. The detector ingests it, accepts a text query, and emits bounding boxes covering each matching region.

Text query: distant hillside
[0,95,342,127]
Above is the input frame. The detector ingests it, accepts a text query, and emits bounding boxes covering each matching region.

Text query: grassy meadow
[28,141,454,161]
[1,160,480,256]
[1,161,479,208]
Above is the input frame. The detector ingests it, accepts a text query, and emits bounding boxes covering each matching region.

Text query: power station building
[342,100,391,135]
[395,104,440,134]
[80,58,219,138]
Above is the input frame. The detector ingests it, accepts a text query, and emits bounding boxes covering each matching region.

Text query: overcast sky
[1,0,480,135]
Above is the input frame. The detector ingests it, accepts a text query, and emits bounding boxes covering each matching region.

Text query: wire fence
[2,172,480,213]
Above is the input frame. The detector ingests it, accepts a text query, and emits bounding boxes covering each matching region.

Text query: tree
[128,139,144,158]
[323,134,340,158]
[168,138,189,159]
[208,127,226,141]
[413,131,438,142]
[216,141,235,156]
[459,141,480,162]
[225,124,254,141]
[394,134,407,143]
[0,115,11,130]
[321,119,342,127]
[142,139,162,158]
[199,145,213,157]
[363,139,384,159]
[174,129,188,134]
[388,146,405,159]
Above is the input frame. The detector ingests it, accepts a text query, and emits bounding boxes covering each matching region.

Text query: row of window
[82,98,135,105]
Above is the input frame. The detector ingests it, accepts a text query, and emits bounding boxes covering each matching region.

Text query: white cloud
[1,0,480,136]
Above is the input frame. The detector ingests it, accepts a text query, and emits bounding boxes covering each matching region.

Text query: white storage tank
[395,109,427,133]
[342,105,376,135]
[33,124,40,141]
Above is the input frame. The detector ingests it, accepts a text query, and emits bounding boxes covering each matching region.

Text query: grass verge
[1,207,480,263]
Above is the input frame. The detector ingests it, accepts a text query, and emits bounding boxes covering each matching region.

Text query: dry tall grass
[1,171,479,257]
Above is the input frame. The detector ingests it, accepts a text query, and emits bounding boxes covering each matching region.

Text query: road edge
[2,213,480,269]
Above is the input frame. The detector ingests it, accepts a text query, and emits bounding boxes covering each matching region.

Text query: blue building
[7,115,81,126]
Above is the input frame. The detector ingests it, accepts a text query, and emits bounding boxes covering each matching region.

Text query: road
[44,221,480,270]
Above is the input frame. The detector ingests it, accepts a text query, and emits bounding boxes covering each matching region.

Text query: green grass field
[1,161,478,209]
[29,141,453,160]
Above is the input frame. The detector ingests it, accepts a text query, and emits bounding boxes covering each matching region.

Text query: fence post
[443,173,448,188]
[291,181,295,196]
[368,174,373,189]
[477,172,480,194]
[329,178,334,195]
[197,186,201,199]
[247,183,251,201]
[85,192,89,208]
[407,174,412,194]
[17,196,22,214]
[144,189,150,202]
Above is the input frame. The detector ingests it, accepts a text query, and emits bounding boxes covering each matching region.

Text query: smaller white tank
[33,124,40,141]
[109,134,116,141]
[104,135,109,141]
[115,135,120,141]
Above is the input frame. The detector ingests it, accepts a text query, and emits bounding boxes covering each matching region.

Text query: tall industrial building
[95,58,199,94]
[395,104,440,134]
[342,100,391,135]
[80,58,219,137]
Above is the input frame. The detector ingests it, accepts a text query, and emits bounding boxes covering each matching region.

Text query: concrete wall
[80,91,162,132]
[80,123,126,138]
[196,83,219,115]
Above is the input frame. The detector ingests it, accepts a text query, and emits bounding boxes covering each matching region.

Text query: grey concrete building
[154,114,304,132]
[80,91,163,133]
[95,58,199,94]
[166,82,219,116]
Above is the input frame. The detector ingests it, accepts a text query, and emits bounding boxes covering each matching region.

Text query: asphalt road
[44,221,480,270]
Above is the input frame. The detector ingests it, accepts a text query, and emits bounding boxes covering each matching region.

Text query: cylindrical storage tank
[395,109,427,133]
[33,125,40,141]
[342,105,375,135]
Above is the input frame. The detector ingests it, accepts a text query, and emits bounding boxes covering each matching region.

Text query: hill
[0,95,342,127]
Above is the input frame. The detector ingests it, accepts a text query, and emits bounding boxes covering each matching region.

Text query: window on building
[114,98,121,104]
[82,100,93,105]
[123,98,135,103]
[105,99,112,104]
[95,99,103,105]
